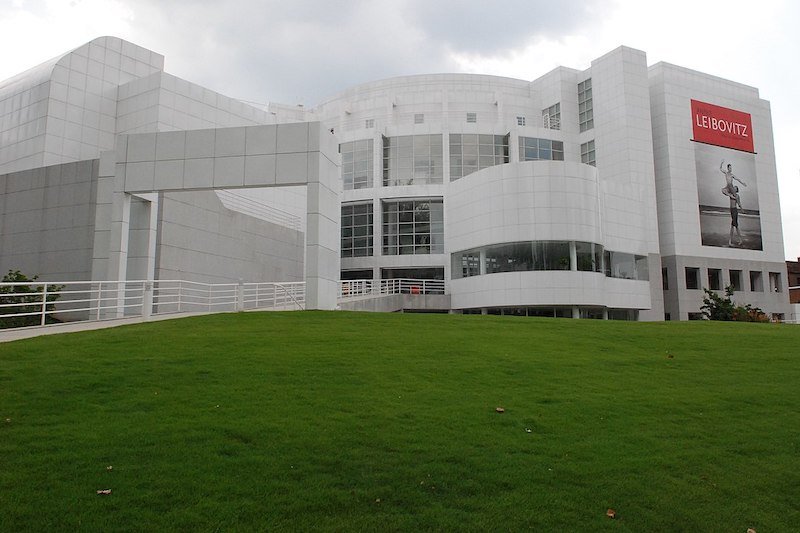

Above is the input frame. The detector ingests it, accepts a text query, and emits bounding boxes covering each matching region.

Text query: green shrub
[0,270,62,329]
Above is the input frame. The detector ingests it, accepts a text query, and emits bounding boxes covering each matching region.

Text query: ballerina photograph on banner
[695,143,763,250]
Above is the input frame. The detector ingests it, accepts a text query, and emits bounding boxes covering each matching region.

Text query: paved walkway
[0,312,211,343]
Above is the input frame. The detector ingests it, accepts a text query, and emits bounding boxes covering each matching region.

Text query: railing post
[237,279,245,312]
[96,281,102,320]
[177,280,182,313]
[40,283,48,326]
[142,280,153,320]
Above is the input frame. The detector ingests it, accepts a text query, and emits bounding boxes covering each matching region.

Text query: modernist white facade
[0,37,791,319]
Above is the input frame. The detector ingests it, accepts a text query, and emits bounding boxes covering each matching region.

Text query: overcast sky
[2,0,799,260]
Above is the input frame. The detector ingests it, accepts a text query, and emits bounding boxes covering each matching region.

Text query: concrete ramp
[338,293,451,312]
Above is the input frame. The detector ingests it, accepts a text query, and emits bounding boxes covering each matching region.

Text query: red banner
[691,99,754,153]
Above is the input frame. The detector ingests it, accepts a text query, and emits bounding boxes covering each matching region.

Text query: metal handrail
[0,278,306,329]
[338,278,446,299]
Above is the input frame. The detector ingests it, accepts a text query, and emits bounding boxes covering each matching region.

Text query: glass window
[685,267,700,290]
[340,139,373,190]
[580,140,596,166]
[635,256,649,281]
[341,202,373,257]
[729,269,743,291]
[580,308,604,319]
[516,116,526,126]
[414,113,424,124]
[578,79,593,132]
[365,119,374,128]
[608,309,638,321]
[531,241,571,271]
[452,249,481,279]
[341,269,372,280]
[662,267,669,291]
[466,112,477,123]
[382,199,443,255]
[576,241,602,272]
[485,243,535,274]
[605,251,636,280]
[450,133,509,180]
[769,272,782,293]
[542,103,560,130]
[383,135,443,186]
[519,137,564,162]
[708,268,722,290]
[749,271,763,292]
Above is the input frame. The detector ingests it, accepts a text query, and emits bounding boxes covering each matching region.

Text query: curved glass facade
[452,240,648,281]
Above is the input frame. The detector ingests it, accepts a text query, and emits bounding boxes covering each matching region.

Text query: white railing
[338,278,445,299]
[0,279,305,329]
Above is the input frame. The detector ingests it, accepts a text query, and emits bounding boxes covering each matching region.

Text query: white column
[305,126,341,310]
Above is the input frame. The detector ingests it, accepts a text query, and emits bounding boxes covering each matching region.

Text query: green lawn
[1,312,799,531]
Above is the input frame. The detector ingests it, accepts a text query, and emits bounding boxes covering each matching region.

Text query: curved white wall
[447,161,601,251]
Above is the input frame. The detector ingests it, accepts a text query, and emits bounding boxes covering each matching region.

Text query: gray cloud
[127,0,595,106]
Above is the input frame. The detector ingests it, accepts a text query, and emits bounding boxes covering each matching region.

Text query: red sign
[691,99,754,152]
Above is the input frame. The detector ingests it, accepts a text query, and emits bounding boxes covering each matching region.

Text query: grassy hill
[1,312,799,531]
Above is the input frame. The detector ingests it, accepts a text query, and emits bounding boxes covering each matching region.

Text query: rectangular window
[749,270,763,292]
[365,119,374,128]
[531,241,571,271]
[580,140,596,166]
[382,199,444,255]
[662,267,669,291]
[519,137,564,162]
[708,268,722,290]
[688,312,705,321]
[542,103,561,130]
[340,139,374,190]
[605,251,648,280]
[451,249,481,279]
[414,113,424,124]
[450,133,509,180]
[685,267,700,290]
[729,269,743,291]
[578,78,594,132]
[466,112,477,123]
[341,202,373,258]
[516,116,526,126]
[382,134,443,186]
[575,241,602,272]
[769,272,782,293]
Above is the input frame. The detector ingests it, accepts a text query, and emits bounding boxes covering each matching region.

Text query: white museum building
[0,37,792,320]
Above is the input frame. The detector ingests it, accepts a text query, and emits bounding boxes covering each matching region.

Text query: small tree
[0,270,62,329]
[701,285,770,322]
[701,286,736,320]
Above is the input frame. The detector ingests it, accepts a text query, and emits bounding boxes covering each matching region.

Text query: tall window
[542,102,560,130]
[685,267,700,290]
[340,139,373,190]
[382,199,444,255]
[382,135,443,186]
[708,268,722,290]
[749,271,763,292]
[580,140,596,166]
[519,137,564,161]
[729,269,743,291]
[450,134,509,180]
[341,202,373,257]
[578,78,594,132]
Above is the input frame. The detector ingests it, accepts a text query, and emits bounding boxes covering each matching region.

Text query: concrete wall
[155,190,304,283]
[0,159,98,280]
